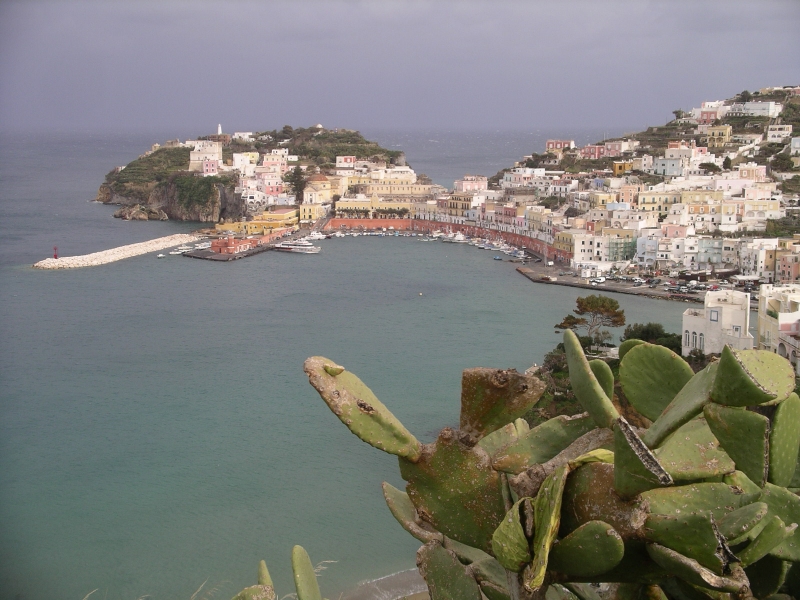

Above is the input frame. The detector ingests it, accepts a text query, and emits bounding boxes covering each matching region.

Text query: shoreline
[339,568,427,600]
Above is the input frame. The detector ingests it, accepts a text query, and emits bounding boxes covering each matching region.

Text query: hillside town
[161,88,799,283]
[107,88,800,375]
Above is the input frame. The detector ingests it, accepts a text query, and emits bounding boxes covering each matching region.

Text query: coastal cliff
[97,147,243,222]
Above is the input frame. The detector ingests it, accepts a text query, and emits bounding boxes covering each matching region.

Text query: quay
[33,234,200,269]
[516,266,705,304]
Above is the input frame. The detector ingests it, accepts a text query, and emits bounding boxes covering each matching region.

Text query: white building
[682,290,753,356]
[727,102,783,118]
[758,284,800,372]
[767,125,793,143]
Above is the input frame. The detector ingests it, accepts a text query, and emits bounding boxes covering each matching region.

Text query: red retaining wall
[323,219,571,262]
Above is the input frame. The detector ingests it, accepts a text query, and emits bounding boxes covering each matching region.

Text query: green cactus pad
[644,512,730,573]
[231,561,276,600]
[442,537,492,565]
[560,462,648,541]
[526,464,570,592]
[711,347,795,407]
[304,356,422,462]
[744,554,789,600]
[468,556,510,600]
[755,483,800,561]
[459,367,545,439]
[492,413,595,475]
[589,359,615,401]
[548,520,624,577]
[564,329,619,428]
[546,584,579,600]
[620,343,695,422]
[769,393,800,487]
[704,403,770,487]
[381,481,442,543]
[645,543,747,593]
[738,515,796,567]
[563,583,604,600]
[416,540,483,600]
[593,540,669,584]
[491,497,533,572]
[723,470,762,495]
[614,416,673,499]
[659,578,731,600]
[642,482,758,522]
[400,427,506,553]
[619,339,647,361]
[291,545,322,600]
[478,419,528,459]
[641,363,718,449]
[653,418,735,481]
[716,502,768,541]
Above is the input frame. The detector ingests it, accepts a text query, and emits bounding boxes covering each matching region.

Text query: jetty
[33,234,200,269]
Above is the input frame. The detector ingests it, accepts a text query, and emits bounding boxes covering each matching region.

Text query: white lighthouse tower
[217,124,222,135]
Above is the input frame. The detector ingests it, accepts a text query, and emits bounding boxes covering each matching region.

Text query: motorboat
[307,231,328,240]
[274,241,321,254]
[156,253,166,258]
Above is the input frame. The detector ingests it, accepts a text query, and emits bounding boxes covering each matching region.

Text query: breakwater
[32,234,200,269]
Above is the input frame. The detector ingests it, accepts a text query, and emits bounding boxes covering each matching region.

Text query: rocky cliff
[98,177,243,222]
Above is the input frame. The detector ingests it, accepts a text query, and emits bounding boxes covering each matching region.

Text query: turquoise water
[0,132,685,600]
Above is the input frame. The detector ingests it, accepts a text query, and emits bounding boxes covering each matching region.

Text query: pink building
[454,175,488,192]
[739,163,768,182]
[779,255,800,283]
[203,159,219,176]
[604,141,624,157]
[546,140,575,153]
[579,145,606,160]
[211,236,260,255]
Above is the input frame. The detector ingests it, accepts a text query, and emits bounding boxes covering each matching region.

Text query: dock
[516,267,705,304]
[33,234,200,269]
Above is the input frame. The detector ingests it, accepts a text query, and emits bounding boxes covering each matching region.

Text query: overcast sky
[0,0,798,136]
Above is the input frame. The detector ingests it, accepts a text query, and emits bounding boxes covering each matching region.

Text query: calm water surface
[0,132,684,600]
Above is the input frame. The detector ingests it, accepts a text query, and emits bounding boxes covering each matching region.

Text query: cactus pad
[382,481,442,543]
[641,363,718,450]
[304,356,422,461]
[548,520,625,578]
[563,330,619,428]
[711,347,795,407]
[769,393,800,487]
[492,413,595,475]
[526,464,570,592]
[400,427,506,553]
[653,418,735,481]
[756,483,800,561]
[614,417,673,499]
[589,359,615,401]
[459,367,545,440]
[619,339,647,361]
[704,403,770,487]
[738,515,796,567]
[291,545,322,600]
[645,544,747,593]
[491,497,533,572]
[416,540,483,600]
[620,343,694,422]
[231,560,277,600]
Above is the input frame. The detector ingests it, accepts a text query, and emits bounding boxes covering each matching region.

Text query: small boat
[168,250,184,255]
[157,253,166,258]
[493,256,503,260]
[307,231,327,240]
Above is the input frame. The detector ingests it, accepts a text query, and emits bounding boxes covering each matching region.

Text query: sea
[0,128,688,600]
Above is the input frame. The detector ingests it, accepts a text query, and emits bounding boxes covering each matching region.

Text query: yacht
[274,240,321,254]
[307,231,328,240]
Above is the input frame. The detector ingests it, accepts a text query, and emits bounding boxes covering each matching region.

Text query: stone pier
[33,234,200,269]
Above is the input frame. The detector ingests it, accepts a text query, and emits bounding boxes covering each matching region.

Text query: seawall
[33,234,200,269]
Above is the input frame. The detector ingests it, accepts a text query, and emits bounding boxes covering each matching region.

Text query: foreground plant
[295,332,800,600]
[232,546,325,600]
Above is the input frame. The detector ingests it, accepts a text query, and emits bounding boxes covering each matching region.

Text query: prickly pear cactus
[304,333,800,600]
[230,546,323,600]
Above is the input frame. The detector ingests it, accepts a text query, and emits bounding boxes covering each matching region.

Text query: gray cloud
[0,0,797,134]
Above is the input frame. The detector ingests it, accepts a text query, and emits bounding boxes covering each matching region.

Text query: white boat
[307,231,327,240]
[156,253,166,258]
[168,250,184,255]
[274,241,321,254]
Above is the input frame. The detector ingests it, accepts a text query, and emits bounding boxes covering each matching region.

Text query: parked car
[591,277,606,283]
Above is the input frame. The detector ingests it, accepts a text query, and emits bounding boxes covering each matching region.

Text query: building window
[685,330,690,346]
[699,334,704,351]
[710,310,719,322]
[692,332,697,348]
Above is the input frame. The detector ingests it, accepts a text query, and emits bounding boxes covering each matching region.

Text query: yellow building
[681,189,724,204]
[300,203,327,223]
[589,191,618,209]
[359,183,436,197]
[638,190,681,216]
[612,161,633,177]
[446,193,474,217]
[304,174,333,204]
[554,230,580,255]
[336,196,413,217]
[215,208,299,235]
[706,125,732,148]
